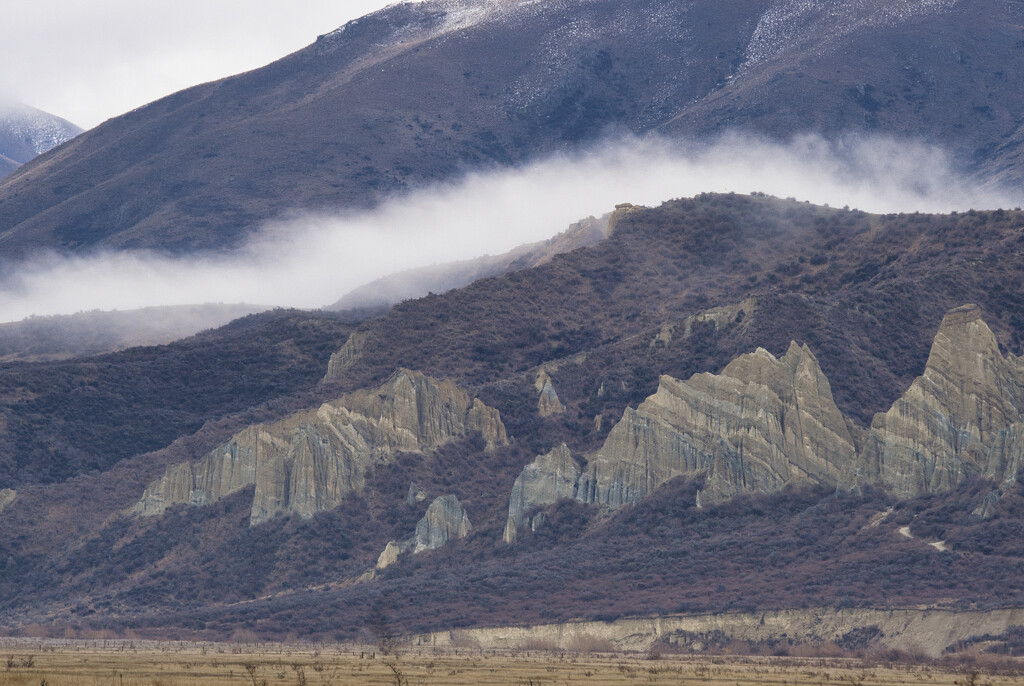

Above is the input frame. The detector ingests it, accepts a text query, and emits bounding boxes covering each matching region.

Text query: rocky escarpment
[323,331,369,381]
[535,370,565,417]
[414,606,1024,658]
[578,341,856,507]
[0,488,15,513]
[504,342,856,541]
[377,495,472,569]
[503,444,580,543]
[651,298,756,348]
[134,370,506,525]
[504,305,1024,536]
[861,304,1024,499]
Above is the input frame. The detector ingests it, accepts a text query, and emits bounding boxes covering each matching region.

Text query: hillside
[3,196,1024,641]
[0,0,1021,256]
[0,309,356,487]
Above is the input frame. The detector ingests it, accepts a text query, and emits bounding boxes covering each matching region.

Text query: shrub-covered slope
[4,195,1024,638]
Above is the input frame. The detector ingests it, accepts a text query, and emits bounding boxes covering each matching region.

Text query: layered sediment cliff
[503,444,580,543]
[577,341,855,507]
[862,304,1024,498]
[414,606,1024,658]
[134,370,506,525]
[505,305,1024,541]
[377,495,472,569]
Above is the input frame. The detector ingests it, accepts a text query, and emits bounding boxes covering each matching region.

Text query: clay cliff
[503,341,857,541]
[503,444,581,543]
[504,305,1024,542]
[861,304,1024,498]
[0,488,14,514]
[324,331,369,381]
[535,370,566,417]
[377,495,472,569]
[577,341,856,507]
[133,369,506,525]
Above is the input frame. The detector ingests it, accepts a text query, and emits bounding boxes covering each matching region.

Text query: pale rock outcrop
[651,298,756,348]
[577,341,855,507]
[503,444,580,543]
[324,331,368,381]
[606,203,640,236]
[377,495,471,569]
[535,370,565,417]
[406,482,427,504]
[861,304,1024,499]
[134,370,506,525]
[414,606,1024,658]
[973,491,1002,519]
[502,305,1024,521]
[0,488,15,513]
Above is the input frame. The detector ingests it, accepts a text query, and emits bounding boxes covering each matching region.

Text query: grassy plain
[0,640,1021,686]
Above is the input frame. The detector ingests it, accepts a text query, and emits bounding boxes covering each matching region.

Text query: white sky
[1,0,400,130]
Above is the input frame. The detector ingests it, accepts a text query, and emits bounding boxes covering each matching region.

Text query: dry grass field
[0,640,1022,686]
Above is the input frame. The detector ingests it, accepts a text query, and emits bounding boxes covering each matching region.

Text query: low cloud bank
[0,133,1018,323]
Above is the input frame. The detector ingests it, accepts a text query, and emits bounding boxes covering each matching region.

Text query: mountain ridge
[1,0,1021,256]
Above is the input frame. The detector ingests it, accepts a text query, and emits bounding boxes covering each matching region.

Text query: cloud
[0,133,1018,324]
[0,0,394,128]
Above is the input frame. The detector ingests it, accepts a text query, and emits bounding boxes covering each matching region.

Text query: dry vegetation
[0,640,1022,686]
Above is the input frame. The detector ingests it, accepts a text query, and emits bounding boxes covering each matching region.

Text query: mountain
[0,303,269,362]
[0,98,81,179]
[5,195,1024,645]
[0,0,1021,256]
[326,213,611,311]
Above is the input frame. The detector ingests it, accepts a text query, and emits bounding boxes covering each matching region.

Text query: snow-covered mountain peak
[0,98,82,170]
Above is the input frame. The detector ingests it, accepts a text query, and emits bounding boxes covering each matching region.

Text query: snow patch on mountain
[0,99,82,161]
[508,2,692,113]
[322,0,554,49]
[744,0,960,68]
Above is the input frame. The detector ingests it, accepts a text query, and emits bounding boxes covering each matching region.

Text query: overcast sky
[1,0,399,130]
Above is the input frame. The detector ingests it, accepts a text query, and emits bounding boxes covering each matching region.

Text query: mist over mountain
[0,98,81,179]
[0,0,1020,259]
[2,133,1014,323]
[0,303,269,362]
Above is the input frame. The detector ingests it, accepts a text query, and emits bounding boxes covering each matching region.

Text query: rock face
[377,495,472,569]
[323,331,368,381]
[134,370,506,525]
[501,305,1024,527]
[577,341,856,507]
[535,370,565,417]
[503,444,580,543]
[0,488,15,513]
[651,298,756,348]
[414,606,1024,659]
[861,304,1024,499]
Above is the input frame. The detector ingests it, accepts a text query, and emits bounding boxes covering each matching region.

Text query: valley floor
[0,641,1021,686]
